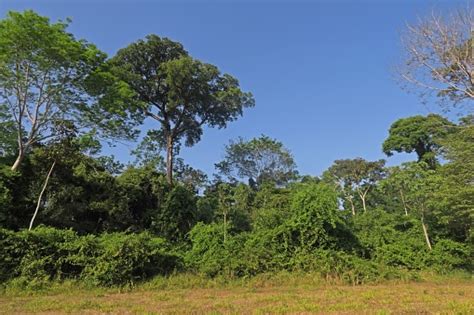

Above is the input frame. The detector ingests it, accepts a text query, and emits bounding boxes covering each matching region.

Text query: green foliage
[185,222,239,277]
[382,114,454,168]
[0,10,472,290]
[115,166,169,231]
[252,183,292,230]
[323,158,385,214]
[287,249,402,284]
[152,185,197,241]
[187,183,364,279]
[216,135,298,186]
[109,35,254,183]
[0,166,16,224]
[429,239,471,272]
[0,104,16,160]
[436,118,474,242]
[83,232,178,286]
[283,183,346,250]
[0,10,111,170]
[0,227,179,287]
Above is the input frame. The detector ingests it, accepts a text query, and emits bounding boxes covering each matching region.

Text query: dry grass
[0,275,472,314]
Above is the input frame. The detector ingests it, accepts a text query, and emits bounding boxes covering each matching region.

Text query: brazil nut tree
[110,35,254,185]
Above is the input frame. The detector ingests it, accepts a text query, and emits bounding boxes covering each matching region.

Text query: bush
[375,241,429,270]
[0,226,180,287]
[0,227,79,283]
[0,228,25,282]
[185,222,237,277]
[83,232,179,286]
[352,210,471,271]
[429,239,471,272]
[152,185,197,241]
[282,183,359,252]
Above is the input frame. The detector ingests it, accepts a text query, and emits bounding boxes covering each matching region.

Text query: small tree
[215,135,298,187]
[379,166,412,216]
[324,158,385,214]
[382,162,443,250]
[0,11,107,171]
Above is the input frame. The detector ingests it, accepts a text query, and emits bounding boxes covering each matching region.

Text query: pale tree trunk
[357,188,369,213]
[399,189,408,216]
[361,195,367,213]
[11,149,24,172]
[348,196,356,216]
[342,188,356,216]
[421,211,432,251]
[223,211,227,244]
[29,160,56,231]
[166,134,174,186]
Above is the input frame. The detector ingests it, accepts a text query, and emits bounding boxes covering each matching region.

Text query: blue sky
[0,0,463,177]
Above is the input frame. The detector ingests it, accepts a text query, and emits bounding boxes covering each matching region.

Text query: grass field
[1,274,473,314]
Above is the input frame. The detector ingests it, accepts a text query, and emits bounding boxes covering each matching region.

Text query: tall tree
[0,11,107,171]
[110,35,254,185]
[398,6,473,111]
[324,158,385,214]
[215,135,298,187]
[382,114,454,169]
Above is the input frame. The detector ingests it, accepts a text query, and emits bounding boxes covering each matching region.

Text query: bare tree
[399,6,473,111]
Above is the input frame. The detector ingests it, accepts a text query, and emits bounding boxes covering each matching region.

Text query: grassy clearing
[0,273,472,314]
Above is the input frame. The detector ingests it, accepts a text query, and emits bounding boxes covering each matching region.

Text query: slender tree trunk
[29,160,56,231]
[348,196,356,216]
[11,149,24,172]
[357,188,369,213]
[223,211,227,244]
[399,190,408,216]
[421,213,432,251]
[166,135,174,186]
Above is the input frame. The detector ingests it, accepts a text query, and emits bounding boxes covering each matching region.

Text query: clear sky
[0,0,464,177]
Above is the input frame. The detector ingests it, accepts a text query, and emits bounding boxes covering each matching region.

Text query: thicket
[0,181,470,288]
[0,227,179,287]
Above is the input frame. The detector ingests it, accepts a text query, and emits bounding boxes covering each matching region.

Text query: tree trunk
[421,214,432,251]
[399,189,408,216]
[348,196,356,216]
[357,188,369,213]
[29,160,56,231]
[223,211,227,244]
[166,135,174,186]
[11,149,24,172]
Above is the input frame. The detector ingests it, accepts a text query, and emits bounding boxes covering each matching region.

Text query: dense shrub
[0,228,25,282]
[354,209,428,268]
[185,222,238,277]
[152,185,197,241]
[83,232,179,286]
[287,249,407,284]
[185,183,393,282]
[375,241,429,269]
[0,226,180,287]
[428,239,471,272]
[185,223,406,284]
